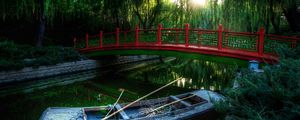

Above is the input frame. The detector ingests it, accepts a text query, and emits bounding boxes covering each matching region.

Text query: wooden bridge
[75,24,299,63]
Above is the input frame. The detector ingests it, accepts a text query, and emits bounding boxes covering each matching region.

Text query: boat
[39,90,224,120]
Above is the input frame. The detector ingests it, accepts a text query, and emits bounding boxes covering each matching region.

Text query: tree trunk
[283,5,300,32]
[36,0,45,47]
[269,0,280,33]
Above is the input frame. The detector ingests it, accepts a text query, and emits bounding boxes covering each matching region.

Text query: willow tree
[280,0,300,32]
[1,0,103,46]
[102,0,132,29]
[36,0,45,47]
[223,0,300,33]
[131,0,163,29]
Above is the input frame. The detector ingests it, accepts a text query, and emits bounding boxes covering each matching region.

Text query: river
[0,56,237,120]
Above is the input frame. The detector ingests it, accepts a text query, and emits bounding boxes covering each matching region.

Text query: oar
[102,77,183,120]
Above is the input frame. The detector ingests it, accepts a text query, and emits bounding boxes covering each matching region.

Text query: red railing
[75,24,300,63]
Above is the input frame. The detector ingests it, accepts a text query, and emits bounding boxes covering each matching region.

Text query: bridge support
[218,25,223,50]
[249,60,264,73]
[157,24,162,46]
[135,26,139,46]
[99,31,103,48]
[258,28,265,55]
[185,24,189,47]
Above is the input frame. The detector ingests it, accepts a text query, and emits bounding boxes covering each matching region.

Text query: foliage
[215,45,300,119]
[0,40,85,71]
[1,0,299,46]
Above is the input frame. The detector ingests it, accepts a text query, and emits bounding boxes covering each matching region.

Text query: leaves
[0,40,84,71]
[216,46,300,119]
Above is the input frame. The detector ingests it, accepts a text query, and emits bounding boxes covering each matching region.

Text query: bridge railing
[119,30,135,46]
[75,24,299,56]
[161,28,185,45]
[138,29,157,45]
[223,31,259,52]
[264,34,299,54]
[189,29,219,48]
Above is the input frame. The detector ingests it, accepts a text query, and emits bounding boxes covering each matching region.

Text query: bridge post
[135,26,139,46]
[116,28,120,46]
[218,24,223,50]
[185,24,189,47]
[176,29,179,45]
[99,31,103,48]
[258,28,265,55]
[157,24,162,45]
[85,33,89,48]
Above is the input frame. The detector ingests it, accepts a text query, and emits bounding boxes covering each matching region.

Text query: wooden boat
[39,90,224,120]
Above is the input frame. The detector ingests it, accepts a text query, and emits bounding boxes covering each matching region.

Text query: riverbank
[0,55,161,85]
[0,40,84,71]
[0,55,167,96]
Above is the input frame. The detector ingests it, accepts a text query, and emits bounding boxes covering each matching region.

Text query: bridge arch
[82,49,250,66]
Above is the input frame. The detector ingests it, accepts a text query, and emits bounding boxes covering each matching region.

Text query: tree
[36,0,45,47]
[131,0,163,29]
[281,0,300,32]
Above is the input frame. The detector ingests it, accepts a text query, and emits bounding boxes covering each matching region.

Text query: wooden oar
[102,77,183,120]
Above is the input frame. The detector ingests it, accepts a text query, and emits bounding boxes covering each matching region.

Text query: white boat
[39,90,224,120]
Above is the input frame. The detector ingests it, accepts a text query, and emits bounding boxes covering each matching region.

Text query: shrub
[0,40,85,71]
[215,45,300,120]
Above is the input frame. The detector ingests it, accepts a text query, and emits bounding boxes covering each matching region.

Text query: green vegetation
[0,1,299,120]
[215,46,300,119]
[0,40,84,71]
[1,0,299,46]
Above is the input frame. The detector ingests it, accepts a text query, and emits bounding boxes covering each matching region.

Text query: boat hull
[40,90,224,120]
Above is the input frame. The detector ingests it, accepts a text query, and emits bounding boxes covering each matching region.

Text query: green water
[0,58,237,120]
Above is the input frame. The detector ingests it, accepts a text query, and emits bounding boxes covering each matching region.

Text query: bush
[0,40,85,71]
[215,46,300,120]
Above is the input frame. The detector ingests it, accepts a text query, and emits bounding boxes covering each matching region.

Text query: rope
[102,77,182,120]
[104,88,125,118]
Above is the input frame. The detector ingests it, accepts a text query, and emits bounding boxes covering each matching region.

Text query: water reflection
[128,58,237,91]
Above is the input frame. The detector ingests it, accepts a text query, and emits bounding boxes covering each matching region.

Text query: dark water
[0,57,236,120]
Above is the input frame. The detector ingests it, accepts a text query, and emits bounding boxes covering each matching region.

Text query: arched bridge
[75,24,299,63]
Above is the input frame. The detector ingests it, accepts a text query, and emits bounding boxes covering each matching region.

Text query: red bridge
[76,24,299,63]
